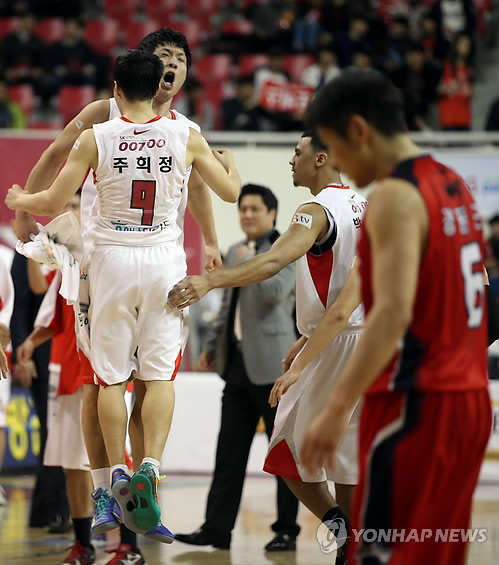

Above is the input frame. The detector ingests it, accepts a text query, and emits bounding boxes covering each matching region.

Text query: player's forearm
[24,146,65,194]
[188,182,219,246]
[16,191,61,216]
[207,251,284,289]
[26,326,55,349]
[327,302,411,413]
[292,299,360,375]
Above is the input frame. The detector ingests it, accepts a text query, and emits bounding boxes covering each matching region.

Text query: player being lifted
[6,49,241,539]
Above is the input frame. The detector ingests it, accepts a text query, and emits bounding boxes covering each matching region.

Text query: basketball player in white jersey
[168,131,366,562]
[6,49,241,540]
[12,28,228,557]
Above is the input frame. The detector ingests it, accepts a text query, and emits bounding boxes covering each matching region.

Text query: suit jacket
[204,230,296,385]
[10,252,51,381]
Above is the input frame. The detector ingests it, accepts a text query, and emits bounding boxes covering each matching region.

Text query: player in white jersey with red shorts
[168,131,366,564]
[6,49,240,541]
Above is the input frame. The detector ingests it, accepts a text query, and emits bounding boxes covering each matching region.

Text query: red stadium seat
[220,19,255,36]
[35,18,64,43]
[58,86,96,125]
[126,20,161,50]
[84,19,119,55]
[7,84,35,117]
[104,0,140,23]
[173,20,203,50]
[143,0,179,21]
[284,54,314,83]
[0,18,19,40]
[195,54,232,84]
[238,54,269,76]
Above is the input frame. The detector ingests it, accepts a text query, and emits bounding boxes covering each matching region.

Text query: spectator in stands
[485,97,499,131]
[251,0,296,52]
[420,14,449,62]
[0,77,26,128]
[1,13,48,102]
[383,15,411,75]
[175,76,216,131]
[430,0,476,43]
[391,42,439,131]
[335,14,371,67]
[47,18,96,93]
[254,48,290,97]
[292,0,321,53]
[222,75,270,131]
[438,33,473,130]
[301,45,340,90]
[352,49,373,70]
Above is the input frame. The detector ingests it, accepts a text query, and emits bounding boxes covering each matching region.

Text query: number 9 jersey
[357,154,488,394]
[92,115,191,247]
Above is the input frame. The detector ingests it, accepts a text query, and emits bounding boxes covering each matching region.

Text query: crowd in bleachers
[0,0,497,131]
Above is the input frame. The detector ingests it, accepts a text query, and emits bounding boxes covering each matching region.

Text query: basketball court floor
[0,475,497,565]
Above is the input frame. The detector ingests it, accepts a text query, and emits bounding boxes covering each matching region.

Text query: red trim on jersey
[170,350,182,381]
[119,115,162,124]
[324,183,350,190]
[169,110,176,120]
[264,440,302,481]
[94,375,108,387]
[306,248,334,308]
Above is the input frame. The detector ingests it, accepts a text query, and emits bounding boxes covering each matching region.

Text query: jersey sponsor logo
[110,218,170,233]
[292,213,312,229]
[133,128,150,135]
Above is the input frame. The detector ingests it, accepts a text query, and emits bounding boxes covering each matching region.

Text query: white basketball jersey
[296,184,367,337]
[81,100,200,253]
[92,115,190,246]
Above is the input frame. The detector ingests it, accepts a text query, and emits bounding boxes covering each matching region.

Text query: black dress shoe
[175,528,230,550]
[264,533,296,552]
[48,514,72,533]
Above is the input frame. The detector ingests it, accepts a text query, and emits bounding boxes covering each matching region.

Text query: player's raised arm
[186,128,240,203]
[15,99,111,241]
[168,201,329,308]
[5,129,98,216]
[186,167,222,272]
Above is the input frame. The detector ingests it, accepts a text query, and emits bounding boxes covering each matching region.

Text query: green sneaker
[131,463,161,532]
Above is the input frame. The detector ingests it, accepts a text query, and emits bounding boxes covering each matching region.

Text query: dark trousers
[202,347,300,543]
[29,371,69,526]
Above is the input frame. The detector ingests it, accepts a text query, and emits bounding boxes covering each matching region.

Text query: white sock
[110,464,130,483]
[91,467,111,493]
[142,457,160,479]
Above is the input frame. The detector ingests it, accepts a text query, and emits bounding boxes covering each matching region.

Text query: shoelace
[64,542,86,560]
[105,544,135,565]
[95,490,111,514]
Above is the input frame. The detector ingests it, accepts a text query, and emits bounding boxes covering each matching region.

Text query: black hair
[305,68,407,138]
[490,214,499,226]
[113,50,163,102]
[136,27,192,70]
[302,130,328,152]
[236,73,254,86]
[238,184,278,225]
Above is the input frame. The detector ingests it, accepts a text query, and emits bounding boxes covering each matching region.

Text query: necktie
[234,240,257,342]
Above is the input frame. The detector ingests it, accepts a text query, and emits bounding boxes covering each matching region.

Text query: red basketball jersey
[358,154,488,393]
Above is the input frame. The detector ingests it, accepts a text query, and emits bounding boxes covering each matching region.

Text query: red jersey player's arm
[300,179,428,471]
[16,326,55,367]
[6,129,98,216]
[15,99,110,241]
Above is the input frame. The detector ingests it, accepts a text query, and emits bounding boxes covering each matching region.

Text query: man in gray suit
[175,184,300,551]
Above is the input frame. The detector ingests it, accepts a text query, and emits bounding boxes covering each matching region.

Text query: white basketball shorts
[88,243,187,385]
[264,330,361,485]
[44,364,90,471]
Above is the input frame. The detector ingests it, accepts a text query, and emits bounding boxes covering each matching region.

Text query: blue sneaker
[144,521,175,544]
[91,488,119,536]
[111,469,138,534]
[130,463,161,532]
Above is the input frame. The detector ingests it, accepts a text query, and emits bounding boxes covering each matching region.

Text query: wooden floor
[0,475,498,565]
